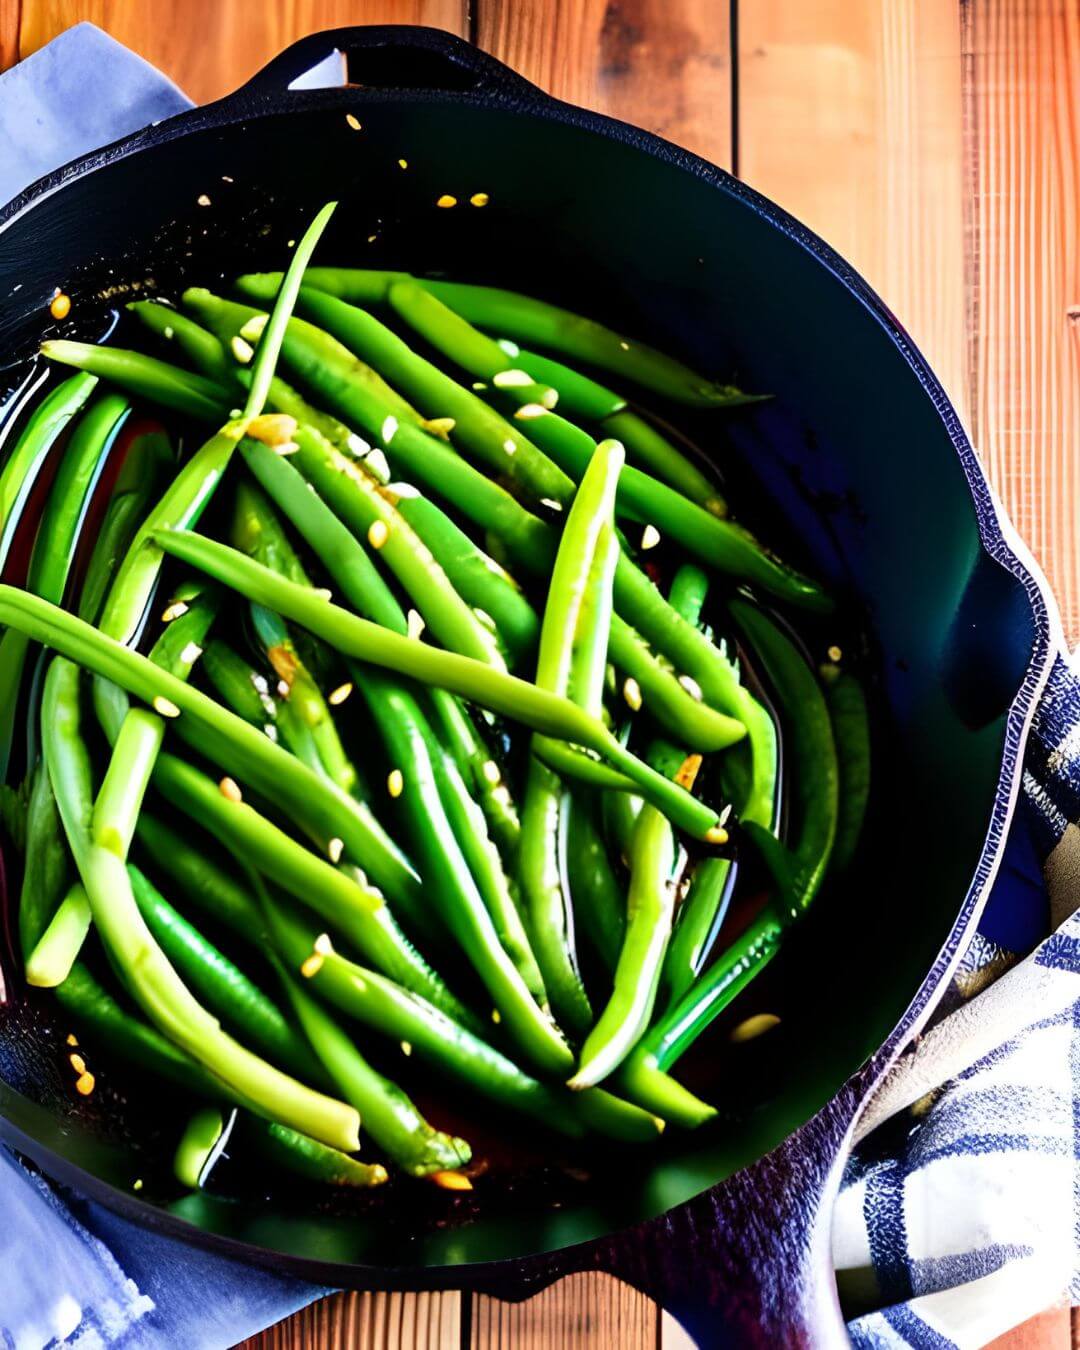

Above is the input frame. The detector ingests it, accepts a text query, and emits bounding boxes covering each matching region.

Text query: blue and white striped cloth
[835,652,1080,1346]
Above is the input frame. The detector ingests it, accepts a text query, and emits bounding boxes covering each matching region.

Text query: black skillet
[0,26,1058,1346]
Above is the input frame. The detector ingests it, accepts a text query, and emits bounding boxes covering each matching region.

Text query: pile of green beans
[2,217,871,1202]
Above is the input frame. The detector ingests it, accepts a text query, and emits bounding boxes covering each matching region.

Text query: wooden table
[2,1,1077,1345]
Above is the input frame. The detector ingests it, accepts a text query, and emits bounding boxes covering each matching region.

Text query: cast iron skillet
[0,26,1058,1345]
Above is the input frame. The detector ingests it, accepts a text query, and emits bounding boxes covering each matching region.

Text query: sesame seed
[314,588,332,602]
[730,1013,781,1044]
[163,325,175,339]
[300,953,324,979]
[314,933,334,955]
[346,432,370,456]
[75,1071,95,1096]
[623,677,643,711]
[472,381,488,391]
[470,192,490,207]
[231,335,254,364]
[219,777,243,803]
[431,1170,473,1191]
[328,837,344,863]
[491,785,512,807]
[222,175,233,183]
[50,292,72,320]
[540,387,559,409]
[540,498,564,512]
[401,1041,413,1056]
[502,438,517,455]
[493,369,533,389]
[133,1179,143,1191]
[436,194,457,208]
[398,158,408,169]
[66,1034,78,1047]
[619,340,630,350]
[161,600,189,623]
[704,825,729,846]
[152,696,181,719]
[497,339,521,358]
[367,234,378,243]
[273,441,299,456]
[482,759,501,785]
[277,679,290,698]
[381,414,398,444]
[387,769,404,798]
[197,194,211,207]
[514,402,549,420]
[368,519,389,549]
[70,1053,86,1074]
[678,674,704,701]
[491,1009,502,1024]
[249,412,297,446]
[827,645,843,662]
[179,642,203,665]
[422,416,456,438]
[365,448,390,482]
[239,314,268,342]
[407,609,426,640]
[641,524,661,550]
[328,682,353,706]
[346,113,362,131]
[264,724,278,742]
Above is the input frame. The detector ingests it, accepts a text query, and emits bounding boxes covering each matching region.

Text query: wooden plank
[985,1307,1073,1350]
[962,0,1080,644]
[237,1290,462,1350]
[470,1272,657,1350]
[14,0,468,103]
[474,0,733,171]
[737,0,968,425]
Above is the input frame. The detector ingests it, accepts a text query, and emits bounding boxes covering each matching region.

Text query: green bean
[201,640,279,727]
[41,341,227,420]
[56,962,219,1099]
[78,489,156,626]
[235,486,361,794]
[174,1107,228,1188]
[602,410,727,515]
[355,667,568,1073]
[424,691,521,867]
[659,564,736,1006]
[520,441,623,1034]
[277,966,471,1177]
[265,892,660,1142]
[493,340,625,421]
[42,656,361,1151]
[241,437,402,631]
[145,538,724,839]
[18,762,70,961]
[25,883,91,988]
[255,1121,388,1188]
[564,793,625,971]
[822,667,871,873]
[135,812,264,937]
[571,787,678,1089]
[128,300,235,384]
[730,599,838,917]
[0,372,98,566]
[129,863,317,1082]
[238,269,749,406]
[151,750,473,1028]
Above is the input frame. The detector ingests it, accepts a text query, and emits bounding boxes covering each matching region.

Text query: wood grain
[15,0,468,103]
[238,1291,462,1350]
[474,0,732,171]
[471,1273,657,1350]
[737,0,968,425]
[962,0,1080,645]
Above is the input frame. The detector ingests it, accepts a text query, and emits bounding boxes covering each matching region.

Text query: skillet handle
[227,25,544,104]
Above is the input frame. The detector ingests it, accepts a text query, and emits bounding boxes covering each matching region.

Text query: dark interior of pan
[0,31,1050,1278]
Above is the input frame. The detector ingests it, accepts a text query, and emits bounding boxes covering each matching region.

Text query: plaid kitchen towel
[835,651,1080,1347]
